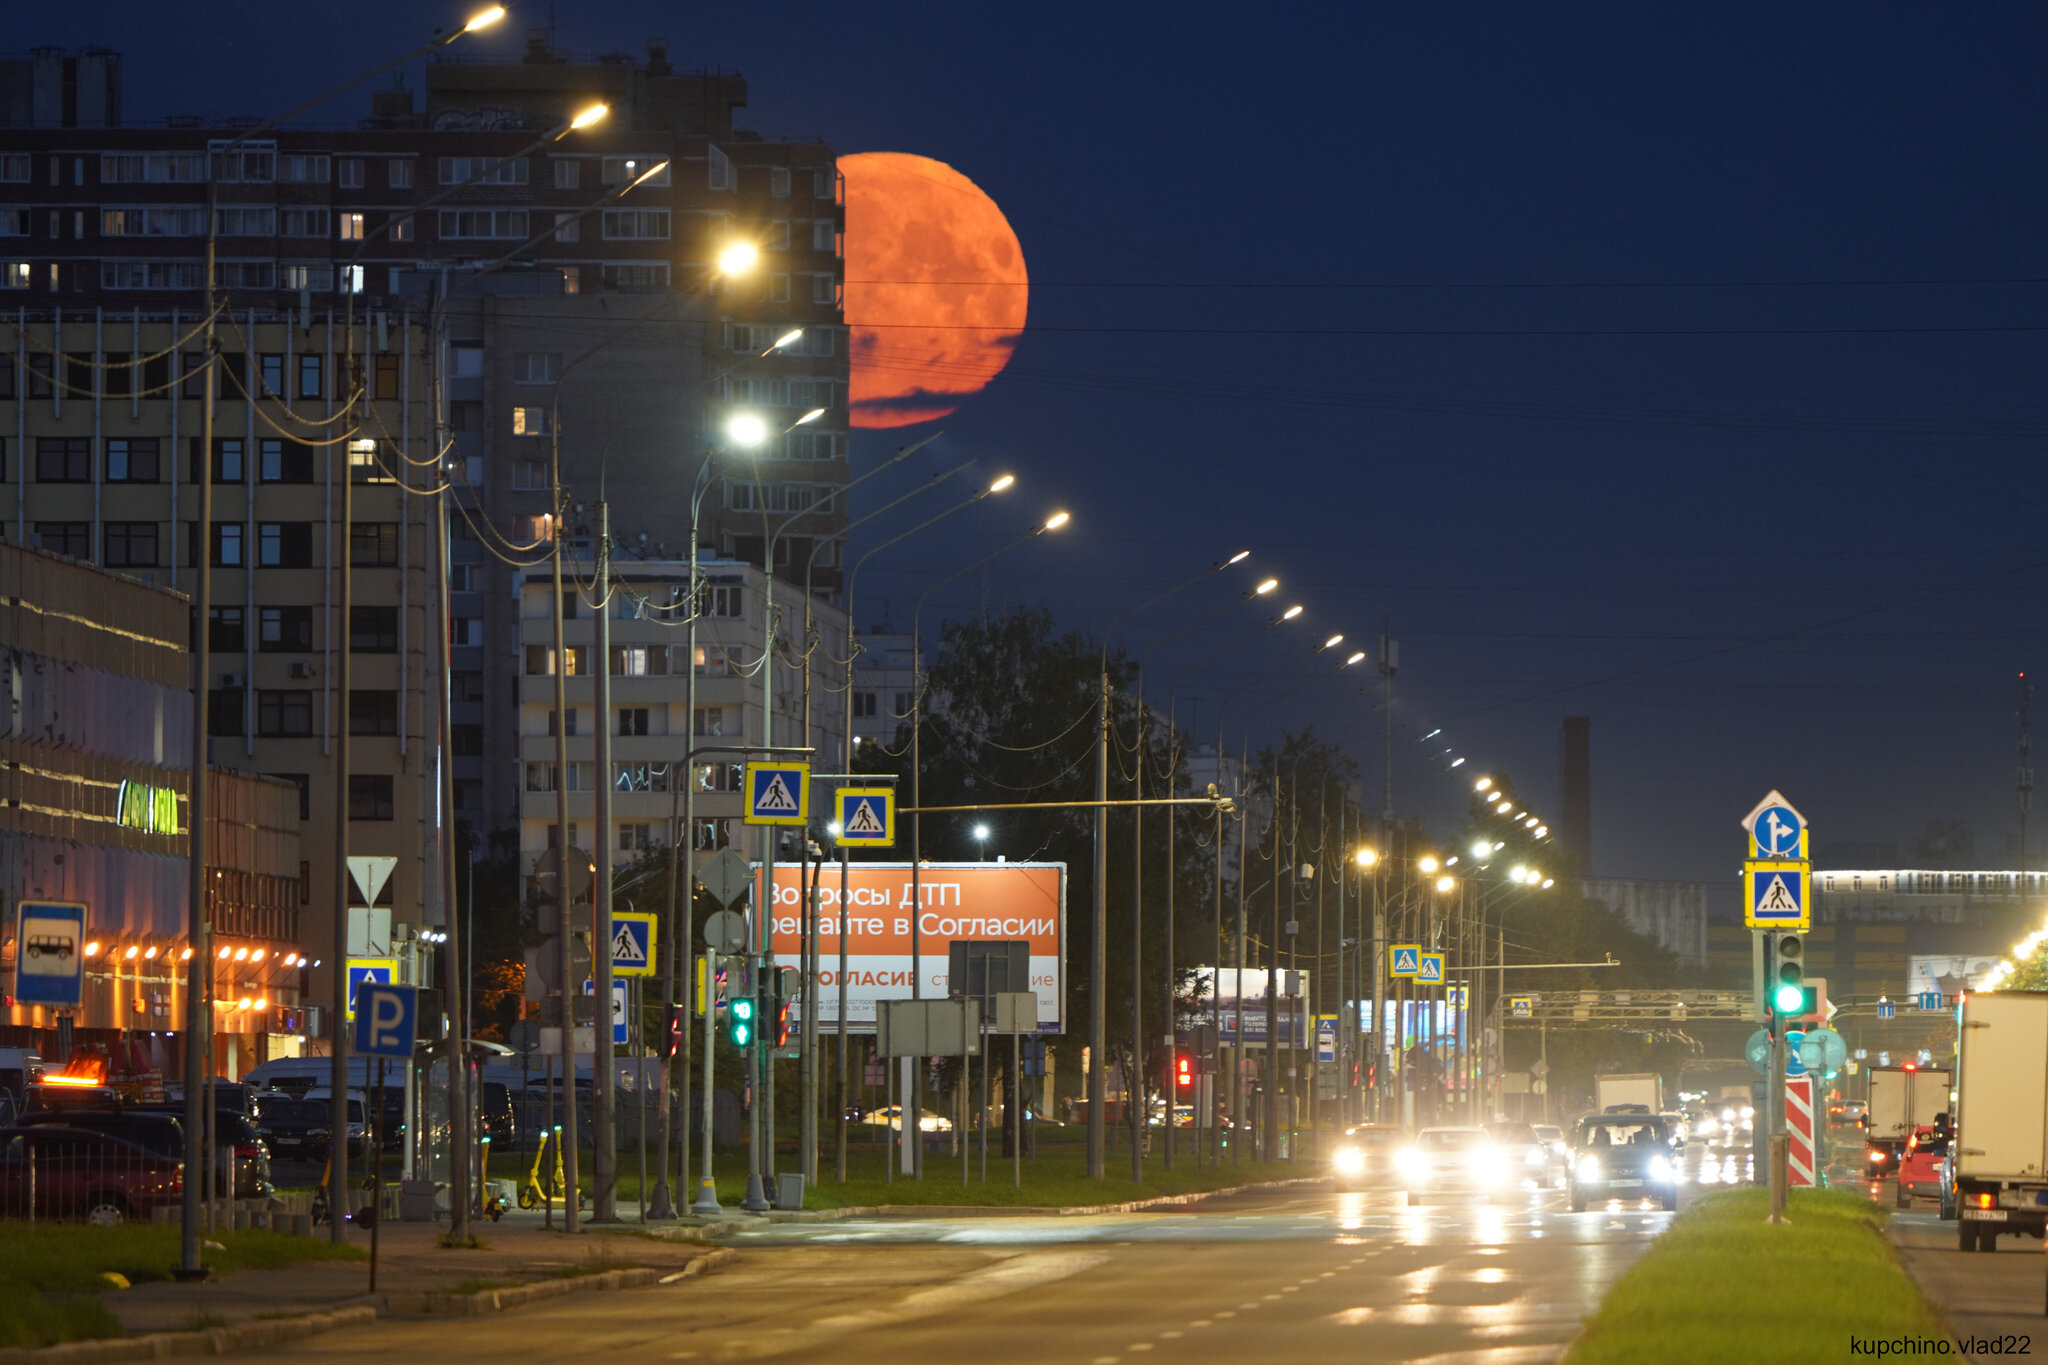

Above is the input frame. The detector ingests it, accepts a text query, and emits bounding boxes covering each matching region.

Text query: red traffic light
[1175,1053,1193,1088]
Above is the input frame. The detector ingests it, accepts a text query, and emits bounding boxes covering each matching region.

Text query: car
[1866,1138,1902,1180]
[1484,1120,1563,1189]
[1569,1114,1679,1211]
[251,1094,333,1161]
[22,1081,120,1114]
[1533,1124,1568,1162]
[0,1126,183,1225]
[1329,1124,1406,1189]
[19,1109,183,1160]
[129,1105,273,1198]
[1658,1112,1689,1148]
[859,1105,952,1133]
[301,1091,371,1157]
[1898,1123,1951,1209]
[1395,1126,1509,1205]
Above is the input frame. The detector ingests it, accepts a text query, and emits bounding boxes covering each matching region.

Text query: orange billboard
[764,862,1065,1032]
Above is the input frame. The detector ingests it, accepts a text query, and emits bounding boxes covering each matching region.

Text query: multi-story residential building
[847,632,918,754]
[0,36,848,897]
[515,555,847,877]
[1,537,303,1080]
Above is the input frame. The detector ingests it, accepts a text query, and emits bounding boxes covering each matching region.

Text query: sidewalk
[103,1219,726,1337]
[1890,1211,2045,1360]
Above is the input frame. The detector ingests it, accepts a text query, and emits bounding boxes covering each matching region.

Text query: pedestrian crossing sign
[744,761,810,826]
[1390,944,1420,979]
[1415,951,1445,986]
[1446,984,1468,1009]
[836,787,895,847]
[1510,996,1534,1019]
[1742,859,1810,929]
[609,911,658,978]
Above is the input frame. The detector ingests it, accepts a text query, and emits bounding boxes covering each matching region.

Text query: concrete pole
[590,503,617,1221]
[1087,673,1110,1179]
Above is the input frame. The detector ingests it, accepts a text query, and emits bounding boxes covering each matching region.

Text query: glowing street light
[717,241,762,276]
[1254,577,1279,595]
[726,412,770,448]
[1475,777,1493,792]
[1434,875,1457,894]
[463,5,508,32]
[1043,510,1071,531]
[1418,856,1440,874]
[569,103,609,130]
[1355,848,1378,868]
[1281,604,1304,621]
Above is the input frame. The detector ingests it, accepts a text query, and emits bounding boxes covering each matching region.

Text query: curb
[649,1176,1323,1237]
[0,1248,737,1363]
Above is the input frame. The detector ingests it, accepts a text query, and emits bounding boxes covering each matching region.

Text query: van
[0,1050,46,1107]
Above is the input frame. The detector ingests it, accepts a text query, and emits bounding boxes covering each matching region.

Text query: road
[224,1144,1748,1364]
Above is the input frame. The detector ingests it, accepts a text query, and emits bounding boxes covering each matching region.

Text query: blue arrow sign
[14,901,86,1007]
[352,983,418,1059]
[1918,991,1944,1011]
[1784,1029,1807,1076]
[1877,998,1896,1020]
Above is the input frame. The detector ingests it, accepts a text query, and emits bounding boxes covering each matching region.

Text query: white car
[1396,1126,1510,1205]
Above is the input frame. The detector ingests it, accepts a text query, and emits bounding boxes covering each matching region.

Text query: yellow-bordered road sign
[744,761,810,825]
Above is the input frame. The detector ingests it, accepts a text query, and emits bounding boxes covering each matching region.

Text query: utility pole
[1087,673,1110,1179]
[591,502,617,1221]
[1378,625,1397,821]
[2021,673,2034,891]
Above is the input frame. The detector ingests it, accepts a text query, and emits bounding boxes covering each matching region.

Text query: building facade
[1581,878,1708,968]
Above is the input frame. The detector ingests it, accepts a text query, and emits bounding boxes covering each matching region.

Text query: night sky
[32,3,2048,887]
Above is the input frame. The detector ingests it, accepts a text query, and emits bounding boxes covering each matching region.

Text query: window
[349,690,399,736]
[258,606,314,652]
[259,353,284,395]
[693,705,725,737]
[337,158,365,189]
[0,209,22,237]
[729,481,833,515]
[259,522,313,568]
[297,354,322,399]
[439,209,528,239]
[787,430,840,461]
[279,207,329,238]
[512,459,547,490]
[852,691,876,718]
[706,147,732,192]
[601,209,670,240]
[602,156,670,187]
[208,607,245,653]
[101,260,205,291]
[694,762,743,793]
[350,605,399,652]
[768,221,790,251]
[220,262,276,290]
[600,263,669,292]
[618,707,650,736]
[770,167,791,198]
[511,406,550,436]
[547,708,580,737]
[451,723,483,757]
[439,156,527,186]
[214,205,274,236]
[561,266,580,295]
[0,358,11,398]
[373,352,401,400]
[553,159,581,189]
[279,264,333,292]
[514,352,561,384]
[0,155,27,183]
[100,206,207,237]
[453,671,484,702]
[104,151,209,183]
[103,522,158,568]
[618,823,653,852]
[551,212,579,244]
[273,774,311,821]
[812,220,836,253]
[388,214,413,243]
[339,211,366,241]
[524,644,554,676]
[258,439,312,483]
[211,522,243,566]
[36,438,89,482]
[449,564,477,593]
[451,616,482,647]
[525,763,556,793]
[349,774,395,821]
[33,522,88,557]
[388,159,413,189]
[698,582,743,617]
[812,273,837,306]
[769,273,790,303]
[350,522,399,567]
[615,763,671,794]
[279,154,330,184]
[257,690,315,737]
[205,438,246,483]
[893,692,911,715]
[209,687,244,736]
[0,262,28,290]
[813,168,836,200]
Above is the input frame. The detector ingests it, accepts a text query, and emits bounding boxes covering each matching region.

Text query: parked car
[1397,1126,1506,1206]
[301,1091,370,1158]
[19,1109,182,1160]
[22,1081,120,1115]
[130,1105,273,1198]
[0,1126,182,1225]
[1485,1120,1564,1190]
[1330,1124,1407,1189]
[1569,1114,1678,1212]
[251,1094,333,1161]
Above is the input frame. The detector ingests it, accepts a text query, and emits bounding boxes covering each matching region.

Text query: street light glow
[1418,856,1439,873]
[717,241,761,276]
[1281,604,1304,620]
[1471,841,1493,861]
[1475,777,1493,792]
[1345,651,1366,666]
[772,328,805,350]
[826,821,842,837]
[973,823,991,841]
[1323,633,1344,649]
[988,474,1016,493]
[1042,510,1071,531]
[794,407,826,426]
[463,5,507,31]
[1535,825,1548,839]
[1355,848,1378,867]
[1226,549,1251,565]
[1255,577,1279,595]
[1435,875,1456,893]
[725,412,769,448]
[1541,878,1555,889]
[570,103,609,130]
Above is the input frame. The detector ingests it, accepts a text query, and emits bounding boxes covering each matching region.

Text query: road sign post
[1742,789,1809,1222]
[351,982,415,1293]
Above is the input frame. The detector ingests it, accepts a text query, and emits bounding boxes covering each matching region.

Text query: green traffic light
[1774,983,1805,1012]
[732,1022,751,1046]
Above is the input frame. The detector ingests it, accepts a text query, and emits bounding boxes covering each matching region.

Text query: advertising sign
[1182,968,1313,1045]
[765,862,1066,1034]
[1907,954,2002,997]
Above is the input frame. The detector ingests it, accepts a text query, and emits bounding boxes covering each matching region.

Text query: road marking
[1159,1330,1183,1338]
[1281,1285,1300,1293]
[1128,1345,1154,1353]
[1092,1357,1119,1364]
[1216,1311,1236,1318]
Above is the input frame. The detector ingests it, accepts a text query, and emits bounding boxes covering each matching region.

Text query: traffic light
[1770,932,1815,1019]
[1175,1052,1194,1090]
[770,967,796,1050]
[660,1003,684,1060]
[728,995,755,1048]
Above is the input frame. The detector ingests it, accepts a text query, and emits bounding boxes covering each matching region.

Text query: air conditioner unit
[290,662,313,679]
[221,673,243,688]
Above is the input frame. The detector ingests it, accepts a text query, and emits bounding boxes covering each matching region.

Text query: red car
[1897,1124,1950,1208]
[0,1126,183,1225]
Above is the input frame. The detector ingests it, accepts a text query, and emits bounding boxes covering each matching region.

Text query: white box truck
[1595,1073,1662,1114]
[1866,1064,1951,1197]
[1953,991,2048,1251]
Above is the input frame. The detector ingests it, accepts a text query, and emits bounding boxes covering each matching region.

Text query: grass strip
[0,1226,363,1350]
[1564,1187,1948,1365]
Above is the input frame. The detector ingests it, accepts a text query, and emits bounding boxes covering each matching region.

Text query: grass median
[1564,1187,1947,1364]
[0,1226,363,1350]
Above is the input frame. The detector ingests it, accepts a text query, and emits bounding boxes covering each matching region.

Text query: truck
[1595,1073,1663,1115]
[1865,1064,1952,1177]
[1953,991,2048,1251]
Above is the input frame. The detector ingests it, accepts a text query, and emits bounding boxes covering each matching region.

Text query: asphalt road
[224,1145,1747,1364]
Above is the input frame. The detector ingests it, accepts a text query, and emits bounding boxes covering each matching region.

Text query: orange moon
[840,152,1028,429]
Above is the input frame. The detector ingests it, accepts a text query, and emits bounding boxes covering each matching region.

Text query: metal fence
[0,1127,182,1226]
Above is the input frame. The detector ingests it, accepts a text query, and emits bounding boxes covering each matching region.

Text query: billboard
[765,862,1065,1033]
[1907,954,2004,996]
[1183,967,1312,1045]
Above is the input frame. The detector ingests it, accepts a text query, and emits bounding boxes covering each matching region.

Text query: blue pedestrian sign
[352,983,418,1059]
[1389,944,1420,979]
[1877,998,1896,1020]
[1918,991,1944,1012]
[344,959,397,1020]
[1446,985,1468,1009]
[1314,1016,1338,1064]
[1415,951,1445,986]
[1742,790,1808,860]
[1510,996,1534,1019]
[836,787,895,847]
[14,901,86,1007]
[1743,860,1810,929]
[584,979,629,1045]
[744,761,810,826]
[609,911,657,978]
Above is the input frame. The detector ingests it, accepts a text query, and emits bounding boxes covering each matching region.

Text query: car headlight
[1868,1148,1885,1164]
[1648,1155,1672,1182]
[1697,1117,1717,1135]
[1577,1155,1601,1181]
[1395,1147,1426,1179]
[1333,1147,1365,1177]
[1475,1155,1508,1184]
[1525,1147,1545,1166]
